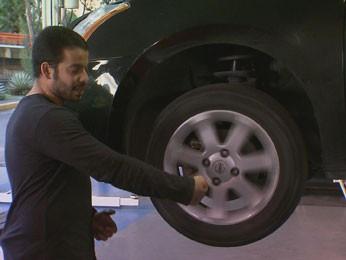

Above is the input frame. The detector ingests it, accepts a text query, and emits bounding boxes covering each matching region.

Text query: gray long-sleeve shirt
[1,94,194,260]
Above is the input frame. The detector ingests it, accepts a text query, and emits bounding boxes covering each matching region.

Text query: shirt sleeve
[35,107,195,205]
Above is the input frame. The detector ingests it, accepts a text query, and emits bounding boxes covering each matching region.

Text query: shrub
[0,83,7,100]
[7,71,33,96]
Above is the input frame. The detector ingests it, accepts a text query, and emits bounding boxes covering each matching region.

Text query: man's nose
[80,69,89,84]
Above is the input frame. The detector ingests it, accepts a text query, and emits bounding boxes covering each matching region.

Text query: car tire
[146,83,307,246]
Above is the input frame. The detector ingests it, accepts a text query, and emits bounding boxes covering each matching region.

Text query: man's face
[51,47,89,102]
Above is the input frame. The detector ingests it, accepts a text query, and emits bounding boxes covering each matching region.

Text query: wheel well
[124,44,322,177]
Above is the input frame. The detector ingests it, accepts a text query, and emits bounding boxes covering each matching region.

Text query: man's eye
[70,68,81,74]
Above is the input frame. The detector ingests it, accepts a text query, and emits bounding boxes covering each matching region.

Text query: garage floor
[0,177,345,260]
[94,195,346,260]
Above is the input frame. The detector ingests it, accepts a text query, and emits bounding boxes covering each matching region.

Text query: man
[0,26,208,259]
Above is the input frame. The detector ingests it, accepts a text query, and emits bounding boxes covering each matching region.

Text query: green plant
[0,83,7,100]
[7,71,33,96]
[0,0,26,32]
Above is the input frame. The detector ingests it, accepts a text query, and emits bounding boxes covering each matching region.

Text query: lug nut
[230,167,240,176]
[202,158,211,167]
[220,149,229,157]
[212,177,221,186]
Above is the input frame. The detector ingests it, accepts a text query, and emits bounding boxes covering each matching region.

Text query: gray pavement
[0,96,21,165]
[95,197,346,260]
[0,109,13,192]
[0,109,13,165]
[0,96,21,112]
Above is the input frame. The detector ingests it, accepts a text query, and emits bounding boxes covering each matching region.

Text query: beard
[52,68,86,102]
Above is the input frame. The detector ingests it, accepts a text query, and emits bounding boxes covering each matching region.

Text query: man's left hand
[92,210,117,241]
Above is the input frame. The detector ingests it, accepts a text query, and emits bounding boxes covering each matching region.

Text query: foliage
[0,0,41,33]
[0,83,7,100]
[0,0,26,33]
[23,0,42,37]
[80,0,94,13]
[0,0,42,76]
[7,71,33,96]
[64,9,78,27]
[31,0,42,35]
[80,0,114,14]
[102,0,113,4]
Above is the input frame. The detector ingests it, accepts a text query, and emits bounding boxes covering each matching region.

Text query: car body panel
[73,0,346,178]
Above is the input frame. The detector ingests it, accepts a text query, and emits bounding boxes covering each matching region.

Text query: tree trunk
[24,0,34,46]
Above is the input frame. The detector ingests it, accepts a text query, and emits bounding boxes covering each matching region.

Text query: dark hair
[32,26,88,78]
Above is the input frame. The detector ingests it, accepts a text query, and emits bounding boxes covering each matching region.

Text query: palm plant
[7,71,33,96]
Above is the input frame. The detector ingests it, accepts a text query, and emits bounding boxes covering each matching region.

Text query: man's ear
[41,62,54,79]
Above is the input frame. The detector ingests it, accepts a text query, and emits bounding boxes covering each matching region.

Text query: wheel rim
[164,110,280,225]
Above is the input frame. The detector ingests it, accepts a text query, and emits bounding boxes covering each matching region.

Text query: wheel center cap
[212,160,227,174]
[205,153,235,184]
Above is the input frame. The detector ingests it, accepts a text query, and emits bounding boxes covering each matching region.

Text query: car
[71,0,345,246]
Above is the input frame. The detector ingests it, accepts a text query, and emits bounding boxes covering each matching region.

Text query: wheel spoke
[224,122,251,153]
[194,120,219,151]
[232,178,262,207]
[206,186,228,219]
[166,139,202,167]
[177,147,202,166]
[238,151,273,173]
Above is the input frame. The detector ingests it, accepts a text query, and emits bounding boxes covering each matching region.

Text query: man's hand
[190,176,208,205]
[92,210,117,241]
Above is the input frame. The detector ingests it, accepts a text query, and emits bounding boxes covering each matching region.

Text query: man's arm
[35,107,207,205]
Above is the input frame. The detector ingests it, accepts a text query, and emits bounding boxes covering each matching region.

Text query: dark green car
[72,0,345,246]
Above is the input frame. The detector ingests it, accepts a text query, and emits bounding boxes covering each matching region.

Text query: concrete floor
[94,195,346,260]
[1,167,346,260]
[0,177,345,259]
[0,183,345,260]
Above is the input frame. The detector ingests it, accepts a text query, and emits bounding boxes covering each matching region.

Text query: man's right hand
[190,176,209,205]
